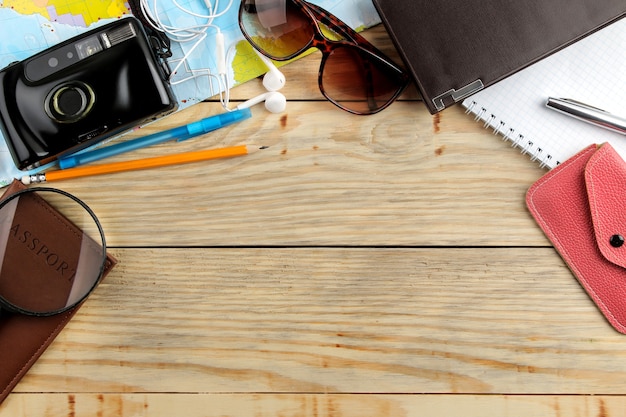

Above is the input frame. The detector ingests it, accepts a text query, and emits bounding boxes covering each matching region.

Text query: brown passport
[372,0,626,114]
[0,180,117,405]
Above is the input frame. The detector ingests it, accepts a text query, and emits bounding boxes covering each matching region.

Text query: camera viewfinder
[75,36,103,59]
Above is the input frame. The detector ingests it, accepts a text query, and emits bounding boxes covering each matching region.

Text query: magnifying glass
[0,187,106,316]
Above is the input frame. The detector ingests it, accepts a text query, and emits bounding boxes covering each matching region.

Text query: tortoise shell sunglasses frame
[239,0,410,114]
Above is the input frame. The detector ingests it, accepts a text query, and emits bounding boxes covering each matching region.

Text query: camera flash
[75,36,103,59]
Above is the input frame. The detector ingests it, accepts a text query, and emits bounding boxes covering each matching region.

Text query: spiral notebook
[373,0,626,114]
[462,17,626,169]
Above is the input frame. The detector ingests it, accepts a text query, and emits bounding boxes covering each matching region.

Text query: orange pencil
[22,145,266,185]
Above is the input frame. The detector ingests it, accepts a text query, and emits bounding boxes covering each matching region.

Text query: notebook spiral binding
[464,100,557,168]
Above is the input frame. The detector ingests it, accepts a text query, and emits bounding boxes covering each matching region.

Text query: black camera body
[0,17,177,170]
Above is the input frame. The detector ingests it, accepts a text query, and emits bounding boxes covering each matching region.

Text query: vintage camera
[0,17,177,170]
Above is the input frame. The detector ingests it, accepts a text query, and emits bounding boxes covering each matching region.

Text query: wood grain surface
[1,22,623,417]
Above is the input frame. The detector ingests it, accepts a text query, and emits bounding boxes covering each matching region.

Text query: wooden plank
[2,393,624,417]
[48,102,547,247]
[7,248,626,397]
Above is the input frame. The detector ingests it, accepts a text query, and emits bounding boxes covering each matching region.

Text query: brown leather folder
[372,0,626,114]
[0,180,117,405]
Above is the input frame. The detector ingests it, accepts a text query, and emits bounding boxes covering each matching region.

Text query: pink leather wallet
[527,143,626,334]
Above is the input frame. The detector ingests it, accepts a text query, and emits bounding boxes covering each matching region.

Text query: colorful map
[4,0,130,26]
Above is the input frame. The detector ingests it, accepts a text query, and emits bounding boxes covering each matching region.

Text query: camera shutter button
[45,81,95,123]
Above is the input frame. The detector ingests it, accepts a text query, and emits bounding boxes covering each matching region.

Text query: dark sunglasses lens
[240,0,314,58]
[0,189,106,316]
[321,46,405,114]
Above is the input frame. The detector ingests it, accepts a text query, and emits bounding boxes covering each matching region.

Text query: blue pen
[58,108,252,169]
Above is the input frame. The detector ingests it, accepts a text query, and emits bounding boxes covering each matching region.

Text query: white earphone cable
[138,0,286,113]
[139,0,233,103]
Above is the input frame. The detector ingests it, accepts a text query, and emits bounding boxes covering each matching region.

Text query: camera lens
[45,81,95,123]
[47,57,59,68]
[57,88,84,115]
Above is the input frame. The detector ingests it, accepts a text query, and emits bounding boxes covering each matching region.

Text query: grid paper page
[462,17,626,169]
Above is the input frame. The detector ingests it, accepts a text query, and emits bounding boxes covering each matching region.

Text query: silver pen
[546,97,626,136]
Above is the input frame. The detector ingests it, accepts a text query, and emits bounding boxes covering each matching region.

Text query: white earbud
[227,47,287,113]
[236,91,287,114]
[253,48,286,92]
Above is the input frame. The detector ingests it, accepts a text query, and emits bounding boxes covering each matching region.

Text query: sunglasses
[239,0,410,115]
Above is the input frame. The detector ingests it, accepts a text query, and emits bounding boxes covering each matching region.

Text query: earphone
[241,49,286,113]
[225,48,287,114]
[236,91,287,113]
[253,49,286,92]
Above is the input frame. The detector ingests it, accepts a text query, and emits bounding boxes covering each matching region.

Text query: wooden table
[2,25,626,417]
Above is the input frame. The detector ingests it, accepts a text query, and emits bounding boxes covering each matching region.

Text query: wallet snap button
[610,234,625,248]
